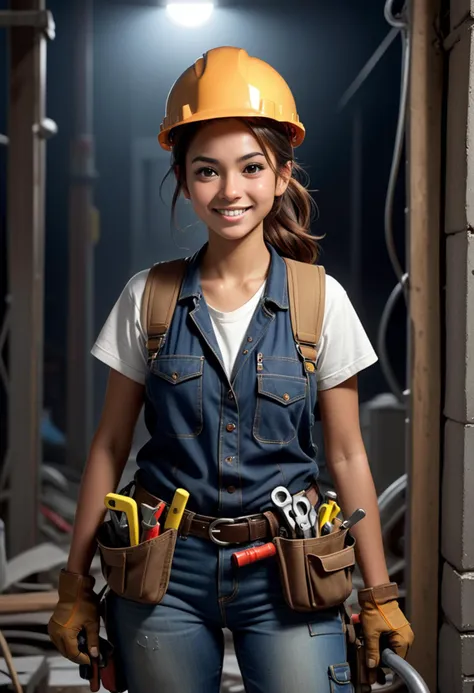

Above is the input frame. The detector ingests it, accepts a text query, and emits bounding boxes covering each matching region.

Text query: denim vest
[136,243,319,517]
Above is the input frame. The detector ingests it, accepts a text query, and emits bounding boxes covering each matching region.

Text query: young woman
[48,46,413,693]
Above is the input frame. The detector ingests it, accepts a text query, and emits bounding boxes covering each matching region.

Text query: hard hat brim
[158,109,305,151]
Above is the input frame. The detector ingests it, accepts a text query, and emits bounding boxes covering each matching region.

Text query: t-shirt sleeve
[316,275,378,390]
[91,269,149,384]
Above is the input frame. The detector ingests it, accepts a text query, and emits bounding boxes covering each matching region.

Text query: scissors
[271,486,314,538]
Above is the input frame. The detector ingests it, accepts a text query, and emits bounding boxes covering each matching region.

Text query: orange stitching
[63,580,83,628]
[374,602,410,632]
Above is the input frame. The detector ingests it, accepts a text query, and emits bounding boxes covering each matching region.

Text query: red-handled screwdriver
[140,502,166,541]
[232,542,277,568]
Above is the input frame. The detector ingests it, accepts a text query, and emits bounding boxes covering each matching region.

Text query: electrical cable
[0,629,23,693]
[377,0,411,402]
[377,276,408,402]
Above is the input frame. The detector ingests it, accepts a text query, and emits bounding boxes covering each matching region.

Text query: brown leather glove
[358,582,414,669]
[48,569,100,665]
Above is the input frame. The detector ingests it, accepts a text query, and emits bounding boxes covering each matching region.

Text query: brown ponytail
[164,118,322,264]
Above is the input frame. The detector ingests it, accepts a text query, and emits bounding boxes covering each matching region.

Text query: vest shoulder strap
[283,258,326,366]
[140,258,188,359]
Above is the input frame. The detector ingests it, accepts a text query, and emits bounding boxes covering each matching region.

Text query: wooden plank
[406,0,443,688]
[0,591,57,614]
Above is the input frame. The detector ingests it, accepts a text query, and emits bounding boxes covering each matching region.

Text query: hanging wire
[377,0,411,403]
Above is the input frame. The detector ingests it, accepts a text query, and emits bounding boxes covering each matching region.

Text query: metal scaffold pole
[2,1,56,555]
[66,0,96,471]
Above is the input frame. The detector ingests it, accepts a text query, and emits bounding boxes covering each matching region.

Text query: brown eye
[244,163,264,175]
[196,167,217,178]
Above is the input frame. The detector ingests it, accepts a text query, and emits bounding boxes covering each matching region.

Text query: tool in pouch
[233,485,317,567]
[96,486,189,605]
[233,487,366,614]
[140,500,166,541]
[104,493,140,547]
[318,490,341,535]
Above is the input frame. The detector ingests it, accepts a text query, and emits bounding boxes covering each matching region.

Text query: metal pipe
[66,0,96,470]
[381,649,430,693]
[6,0,52,556]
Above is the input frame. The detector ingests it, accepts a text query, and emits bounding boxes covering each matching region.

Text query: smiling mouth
[213,207,252,217]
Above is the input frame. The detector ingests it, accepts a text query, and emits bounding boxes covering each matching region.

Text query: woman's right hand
[48,569,100,665]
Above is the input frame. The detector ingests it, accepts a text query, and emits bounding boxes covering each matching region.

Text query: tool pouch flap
[97,522,178,605]
[274,529,355,613]
[308,546,355,573]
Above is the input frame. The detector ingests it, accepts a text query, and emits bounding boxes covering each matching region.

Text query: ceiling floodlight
[166,3,214,28]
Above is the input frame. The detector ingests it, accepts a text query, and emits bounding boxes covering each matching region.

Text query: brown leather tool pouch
[96,524,177,605]
[273,525,355,612]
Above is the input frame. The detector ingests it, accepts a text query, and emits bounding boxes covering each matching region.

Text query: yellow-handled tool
[164,488,190,530]
[318,491,341,533]
[105,493,140,546]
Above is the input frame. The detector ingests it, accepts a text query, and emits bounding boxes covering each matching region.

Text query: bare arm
[318,375,390,588]
[66,370,144,575]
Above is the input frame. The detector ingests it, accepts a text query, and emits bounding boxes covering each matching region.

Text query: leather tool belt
[133,479,319,547]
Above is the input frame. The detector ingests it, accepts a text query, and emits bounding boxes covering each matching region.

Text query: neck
[201,227,271,283]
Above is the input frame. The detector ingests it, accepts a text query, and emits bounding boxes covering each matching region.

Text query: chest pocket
[148,355,204,438]
[253,373,307,445]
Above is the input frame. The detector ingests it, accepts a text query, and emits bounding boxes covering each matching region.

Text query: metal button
[247,337,253,342]
[171,372,179,380]
[257,364,263,371]
[243,349,248,355]
[227,485,236,494]
[305,362,315,373]
[226,423,236,432]
[225,456,234,463]
[283,393,290,401]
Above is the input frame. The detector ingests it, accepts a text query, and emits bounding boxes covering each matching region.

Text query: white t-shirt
[91,270,378,390]
[207,283,266,379]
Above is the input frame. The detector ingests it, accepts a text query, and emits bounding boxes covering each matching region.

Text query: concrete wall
[439,4,474,690]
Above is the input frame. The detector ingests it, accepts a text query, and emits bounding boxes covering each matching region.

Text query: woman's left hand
[358,582,414,669]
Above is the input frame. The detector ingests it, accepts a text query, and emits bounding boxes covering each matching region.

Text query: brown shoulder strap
[283,258,326,367]
[141,258,188,359]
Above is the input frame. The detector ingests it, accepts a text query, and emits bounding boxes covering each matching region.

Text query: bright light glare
[166,3,214,27]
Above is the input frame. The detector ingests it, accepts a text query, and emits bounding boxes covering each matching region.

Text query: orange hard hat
[158,46,305,151]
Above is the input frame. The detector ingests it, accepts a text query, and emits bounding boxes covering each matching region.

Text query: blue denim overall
[108,244,353,692]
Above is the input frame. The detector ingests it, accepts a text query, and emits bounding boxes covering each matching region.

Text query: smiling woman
[164,117,320,263]
[48,45,413,693]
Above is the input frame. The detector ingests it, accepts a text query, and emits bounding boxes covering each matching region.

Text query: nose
[220,172,242,202]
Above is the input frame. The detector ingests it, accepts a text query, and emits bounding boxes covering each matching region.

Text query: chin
[207,215,265,241]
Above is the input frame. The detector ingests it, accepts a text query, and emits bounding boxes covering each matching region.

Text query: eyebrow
[191,152,265,165]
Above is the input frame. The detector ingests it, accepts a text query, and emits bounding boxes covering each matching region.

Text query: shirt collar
[178,242,289,310]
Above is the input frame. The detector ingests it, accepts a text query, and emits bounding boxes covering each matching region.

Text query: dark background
[0,0,406,437]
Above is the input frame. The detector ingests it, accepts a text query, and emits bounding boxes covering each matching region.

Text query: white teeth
[215,208,249,217]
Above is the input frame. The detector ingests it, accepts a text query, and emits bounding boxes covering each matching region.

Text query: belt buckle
[208,517,236,546]
[208,514,263,546]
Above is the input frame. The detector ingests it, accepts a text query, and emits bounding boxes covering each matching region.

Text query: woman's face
[183,118,289,242]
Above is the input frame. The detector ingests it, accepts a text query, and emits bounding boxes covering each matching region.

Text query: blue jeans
[106,535,353,693]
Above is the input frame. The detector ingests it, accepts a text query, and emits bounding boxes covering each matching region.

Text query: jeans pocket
[328,663,353,692]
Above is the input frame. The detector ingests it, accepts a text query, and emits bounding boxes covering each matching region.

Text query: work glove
[48,569,100,665]
[358,582,414,670]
